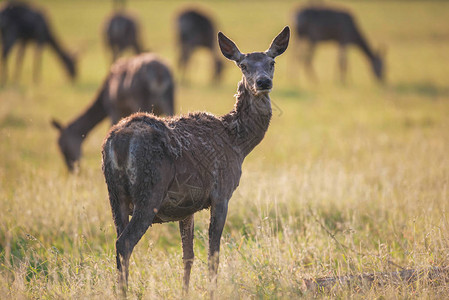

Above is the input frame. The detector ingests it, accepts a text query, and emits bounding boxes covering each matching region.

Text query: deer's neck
[48,35,74,71]
[222,79,272,158]
[354,32,376,61]
[66,87,108,139]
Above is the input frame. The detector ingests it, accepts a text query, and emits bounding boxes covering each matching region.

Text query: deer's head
[218,26,290,96]
[66,57,77,80]
[51,120,82,172]
[373,46,387,83]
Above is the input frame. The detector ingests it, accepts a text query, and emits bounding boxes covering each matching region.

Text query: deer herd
[0,1,386,297]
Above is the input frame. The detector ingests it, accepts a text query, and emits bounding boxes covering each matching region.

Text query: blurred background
[1,0,449,298]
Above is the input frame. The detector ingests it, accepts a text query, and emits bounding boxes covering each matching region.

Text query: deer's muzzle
[255,77,272,91]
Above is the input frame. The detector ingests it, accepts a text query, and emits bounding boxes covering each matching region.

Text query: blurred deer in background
[104,12,143,63]
[294,5,385,83]
[0,1,76,84]
[176,9,223,83]
[52,53,174,172]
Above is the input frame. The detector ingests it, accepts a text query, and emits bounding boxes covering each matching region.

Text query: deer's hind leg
[13,41,26,83]
[115,188,163,295]
[180,214,195,294]
[108,182,131,274]
[115,159,174,294]
[103,167,132,285]
[1,31,16,85]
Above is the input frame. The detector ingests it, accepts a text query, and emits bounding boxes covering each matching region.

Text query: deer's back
[295,7,359,43]
[106,13,138,48]
[177,10,215,49]
[106,53,175,119]
[0,2,51,42]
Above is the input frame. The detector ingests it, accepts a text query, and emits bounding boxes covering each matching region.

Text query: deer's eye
[240,64,247,71]
[270,61,275,68]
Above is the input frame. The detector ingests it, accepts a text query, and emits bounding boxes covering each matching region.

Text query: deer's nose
[256,77,272,90]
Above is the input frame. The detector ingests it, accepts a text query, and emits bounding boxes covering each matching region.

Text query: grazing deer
[52,53,174,172]
[104,12,143,63]
[176,9,223,82]
[0,1,76,84]
[102,27,290,296]
[294,6,384,83]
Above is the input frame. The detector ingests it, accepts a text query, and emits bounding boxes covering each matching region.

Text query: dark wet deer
[295,6,384,83]
[177,9,223,82]
[104,12,143,63]
[52,53,174,172]
[0,2,76,84]
[102,26,290,297]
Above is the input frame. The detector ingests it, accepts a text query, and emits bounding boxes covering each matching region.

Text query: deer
[294,5,385,83]
[176,9,223,83]
[0,1,76,85]
[101,26,290,297]
[104,12,143,63]
[52,53,174,172]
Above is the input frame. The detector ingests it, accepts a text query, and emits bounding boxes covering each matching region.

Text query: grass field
[1,0,449,298]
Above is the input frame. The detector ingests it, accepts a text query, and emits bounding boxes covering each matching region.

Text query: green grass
[1,0,449,298]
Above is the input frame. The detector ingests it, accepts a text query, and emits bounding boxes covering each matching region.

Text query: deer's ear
[266,26,290,58]
[51,119,64,131]
[218,32,243,62]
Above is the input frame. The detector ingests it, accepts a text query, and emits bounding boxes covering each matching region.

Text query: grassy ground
[1,0,449,298]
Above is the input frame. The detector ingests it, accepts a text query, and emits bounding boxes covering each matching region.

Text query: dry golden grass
[1,0,449,298]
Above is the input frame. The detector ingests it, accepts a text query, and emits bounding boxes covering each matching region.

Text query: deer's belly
[154,171,211,223]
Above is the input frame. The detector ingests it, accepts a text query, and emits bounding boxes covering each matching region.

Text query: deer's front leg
[179,214,195,294]
[33,43,43,84]
[13,41,26,82]
[208,199,229,295]
[304,41,317,82]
